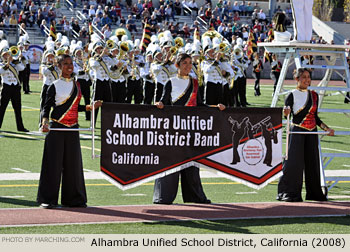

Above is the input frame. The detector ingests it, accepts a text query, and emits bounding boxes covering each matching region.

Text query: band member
[252,52,263,96]
[37,54,102,209]
[89,36,112,121]
[17,36,28,94]
[270,54,282,95]
[189,40,204,100]
[153,53,225,204]
[150,45,168,102]
[125,39,144,104]
[22,36,31,94]
[72,42,92,120]
[277,68,334,202]
[233,46,250,107]
[201,37,224,105]
[106,36,127,103]
[141,48,155,104]
[291,0,313,42]
[39,40,60,127]
[0,40,28,132]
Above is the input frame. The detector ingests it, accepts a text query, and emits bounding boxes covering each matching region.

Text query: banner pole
[92,101,96,159]
[285,113,290,160]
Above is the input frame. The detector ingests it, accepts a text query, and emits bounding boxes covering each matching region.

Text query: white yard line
[11,168,31,173]
[0,196,24,198]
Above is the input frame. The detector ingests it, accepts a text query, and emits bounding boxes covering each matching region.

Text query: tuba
[174,37,184,48]
[106,39,116,50]
[118,41,130,60]
[233,46,243,60]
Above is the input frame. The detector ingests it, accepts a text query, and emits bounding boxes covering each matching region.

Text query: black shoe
[18,128,29,132]
[40,203,57,209]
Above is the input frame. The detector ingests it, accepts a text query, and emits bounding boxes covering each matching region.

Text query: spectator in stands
[126,14,137,32]
[251,8,258,25]
[198,6,205,20]
[246,1,253,16]
[27,11,35,27]
[47,7,56,24]
[82,4,89,15]
[188,0,198,16]
[204,7,211,21]
[169,24,178,37]
[174,0,181,15]
[18,10,26,24]
[232,1,240,14]
[217,22,225,35]
[89,5,96,20]
[142,7,150,20]
[96,5,103,18]
[155,8,162,22]
[165,4,175,21]
[126,0,132,11]
[274,5,282,13]
[240,1,247,16]
[115,2,122,18]
[92,13,101,27]
[221,2,229,19]
[131,4,139,19]
[144,0,153,13]
[182,22,190,38]
[29,2,38,14]
[9,1,17,15]
[233,11,240,22]
[106,0,113,8]
[109,6,118,24]
[258,9,266,23]
[36,8,44,26]
[216,0,223,13]
[79,25,88,38]
[63,20,70,36]
[9,13,17,26]
[101,13,111,27]
[40,19,47,36]
[72,18,80,34]
[102,24,112,38]
[189,20,198,33]
[242,27,248,41]
[55,0,62,18]
[119,15,126,26]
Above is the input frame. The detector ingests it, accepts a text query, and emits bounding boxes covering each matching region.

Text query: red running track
[0,201,349,227]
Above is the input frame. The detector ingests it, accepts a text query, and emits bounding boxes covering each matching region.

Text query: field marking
[328,195,350,199]
[235,192,258,195]
[121,194,147,197]
[322,147,350,153]
[81,145,101,151]
[11,168,31,173]
[0,132,38,140]
[0,196,24,198]
[83,169,94,172]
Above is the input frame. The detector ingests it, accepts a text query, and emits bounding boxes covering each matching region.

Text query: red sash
[58,82,82,126]
[299,91,317,130]
[186,78,198,107]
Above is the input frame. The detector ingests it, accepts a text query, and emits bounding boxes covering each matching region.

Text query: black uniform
[37,78,87,207]
[153,76,211,204]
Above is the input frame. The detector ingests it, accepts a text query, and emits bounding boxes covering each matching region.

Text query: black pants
[0,84,26,130]
[37,128,87,206]
[77,78,91,120]
[252,71,261,96]
[111,80,126,103]
[93,79,113,124]
[23,64,31,94]
[143,80,155,104]
[204,81,223,105]
[155,82,164,103]
[230,77,246,107]
[153,166,210,204]
[126,78,143,104]
[39,84,49,127]
[271,71,280,94]
[277,126,327,201]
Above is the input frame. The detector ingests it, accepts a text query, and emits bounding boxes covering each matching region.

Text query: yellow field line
[1,181,349,188]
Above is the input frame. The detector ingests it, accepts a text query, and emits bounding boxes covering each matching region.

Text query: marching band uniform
[22,40,32,94]
[37,76,88,207]
[277,88,328,202]
[201,57,224,105]
[141,53,155,104]
[125,49,144,104]
[73,56,92,120]
[107,54,127,103]
[153,75,210,204]
[151,59,170,102]
[270,56,282,95]
[0,41,28,132]
[252,57,263,96]
[89,42,113,120]
[233,54,250,107]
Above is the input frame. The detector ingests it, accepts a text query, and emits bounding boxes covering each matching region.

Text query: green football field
[0,79,349,234]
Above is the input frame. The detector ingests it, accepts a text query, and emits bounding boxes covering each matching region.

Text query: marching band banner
[101,103,283,190]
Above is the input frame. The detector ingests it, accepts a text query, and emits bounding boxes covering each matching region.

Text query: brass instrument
[9,46,20,58]
[118,41,129,60]
[169,46,177,61]
[174,37,184,48]
[106,39,116,50]
[131,54,137,80]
